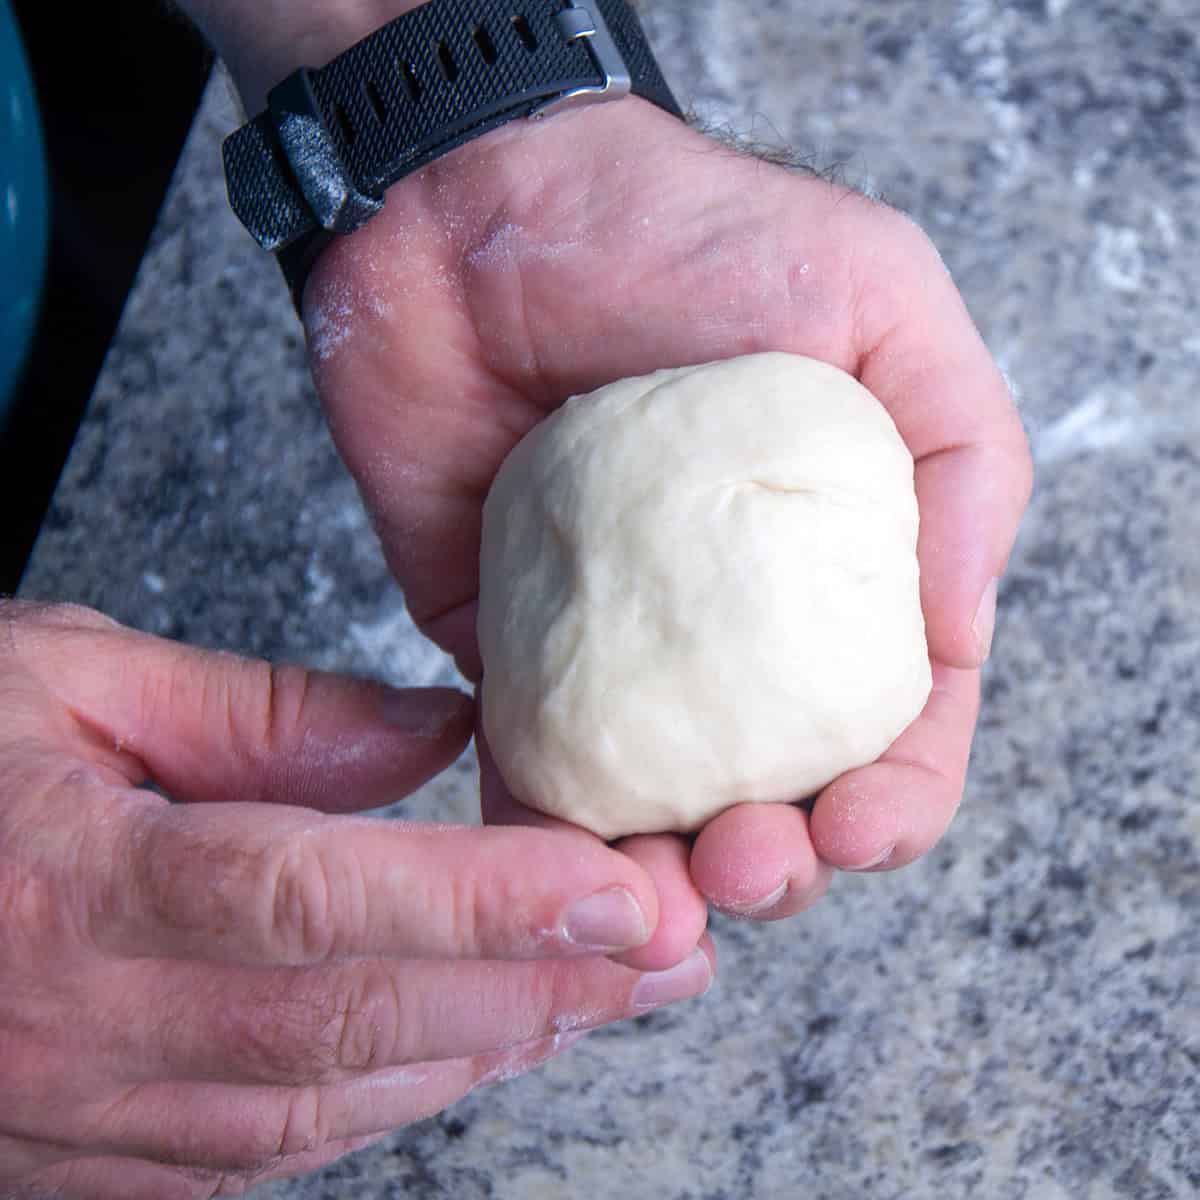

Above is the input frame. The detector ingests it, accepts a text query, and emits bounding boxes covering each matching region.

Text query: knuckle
[125,810,239,945]
[200,1174,236,1199]
[234,660,313,775]
[172,1147,273,1194]
[201,965,408,1093]
[326,965,405,1074]
[0,598,119,640]
[436,838,531,959]
[265,833,336,962]
[121,811,352,966]
[0,767,130,952]
[180,655,314,804]
[512,959,584,1043]
[856,195,934,252]
[73,788,151,941]
[159,1169,229,1200]
[441,863,488,958]
[32,600,121,629]
[186,1090,330,1184]
[262,662,315,752]
[1,601,123,673]
[212,987,327,1084]
[274,1086,325,1160]
[544,961,588,1031]
[855,199,940,276]
[209,1170,266,1198]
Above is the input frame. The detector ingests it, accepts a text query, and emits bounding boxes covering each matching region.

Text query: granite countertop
[19,1,1199,1196]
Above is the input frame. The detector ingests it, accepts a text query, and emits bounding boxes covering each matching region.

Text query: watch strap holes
[363,78,388,123]
[511,14,538,52]
[472,24,499,66]
[398,58,423,101]
[436,40,459,82]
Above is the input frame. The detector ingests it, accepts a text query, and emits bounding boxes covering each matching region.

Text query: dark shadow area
[2,1,212,594]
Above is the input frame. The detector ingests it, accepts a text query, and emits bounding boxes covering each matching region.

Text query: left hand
[300,99,1030,957]
[0,602,714,1199]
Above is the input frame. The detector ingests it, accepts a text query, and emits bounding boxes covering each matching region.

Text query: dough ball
[477,352,931,839]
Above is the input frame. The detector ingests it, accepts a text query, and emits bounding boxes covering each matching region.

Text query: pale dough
[477,352,932,839]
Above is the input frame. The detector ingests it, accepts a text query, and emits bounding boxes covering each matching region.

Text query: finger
[89,801,660,965]
[850,212,1033,671]
[479,720,709,972]
[96,941,711,1087]
[2,1127,390,1198]
[808,662,980,870]
[11,602,473,811]
[912,446,1028,665]
[14,1032,581,1195]
[476,715,573,833]
[58,1034,586,1178]
[15,1156,205,1200]
[422,597,483,684]
[690,803,833,921]
[210,1132,389,1195]
[608,835,708,972]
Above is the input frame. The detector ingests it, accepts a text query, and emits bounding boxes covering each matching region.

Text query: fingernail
[718,879,789,919]
[972,578,999,662]
[562,887,649,951]
[631,949,713,1011]
[378,687,472,738]
[848,844,895,872]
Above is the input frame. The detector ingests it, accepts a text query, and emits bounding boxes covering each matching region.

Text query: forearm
[177,0,425,111]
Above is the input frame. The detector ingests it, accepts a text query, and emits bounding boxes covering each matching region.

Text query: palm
[306,101,1030,937]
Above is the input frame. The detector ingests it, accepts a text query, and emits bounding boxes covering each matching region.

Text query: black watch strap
[222,0,682,304]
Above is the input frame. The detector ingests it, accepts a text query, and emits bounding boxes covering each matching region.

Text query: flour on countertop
[1033,389,1158,465]
[1092,224,1146,293]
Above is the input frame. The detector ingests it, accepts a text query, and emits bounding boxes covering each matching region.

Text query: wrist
[213,0,686,307]
[180,0,426,112]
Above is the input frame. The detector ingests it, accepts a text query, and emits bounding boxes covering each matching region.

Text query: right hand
[0,602,713,1199]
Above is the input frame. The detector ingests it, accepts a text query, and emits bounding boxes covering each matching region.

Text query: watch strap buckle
[533,0,633,118]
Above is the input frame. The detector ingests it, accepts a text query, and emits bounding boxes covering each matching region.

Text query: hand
[303,99,1031,928]
[0,602,714,1199]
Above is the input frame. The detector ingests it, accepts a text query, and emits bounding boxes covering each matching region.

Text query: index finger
[808,661,981,870]
[477,719,709,973]
[86,794,660,965]
[849,207,1033,670]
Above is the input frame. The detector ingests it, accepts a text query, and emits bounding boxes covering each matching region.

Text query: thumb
[10,601,473,812]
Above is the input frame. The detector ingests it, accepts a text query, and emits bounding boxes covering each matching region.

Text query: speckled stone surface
[19,1,1200,1196]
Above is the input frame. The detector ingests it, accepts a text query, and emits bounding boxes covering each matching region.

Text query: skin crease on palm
[305,97,1033,963]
